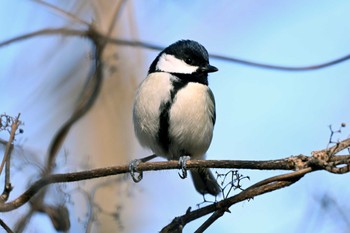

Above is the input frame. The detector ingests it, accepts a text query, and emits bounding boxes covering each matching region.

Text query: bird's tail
[190,168,221,196]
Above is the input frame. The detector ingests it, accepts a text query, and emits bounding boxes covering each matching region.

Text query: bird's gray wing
[207,88,216,126]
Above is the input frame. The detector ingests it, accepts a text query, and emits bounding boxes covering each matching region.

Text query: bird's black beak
[198,64,218,73]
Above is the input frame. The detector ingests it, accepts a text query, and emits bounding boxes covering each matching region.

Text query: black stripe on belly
[157,79,187,153]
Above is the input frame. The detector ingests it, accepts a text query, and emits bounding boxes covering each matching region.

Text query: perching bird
[132,40,220,195]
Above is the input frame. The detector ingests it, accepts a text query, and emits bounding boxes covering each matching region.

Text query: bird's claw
[178,155,191,179]
[129,159,143,182]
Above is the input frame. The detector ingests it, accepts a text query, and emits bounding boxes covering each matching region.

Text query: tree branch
[161,138,350,232]
[161,170,306,233]
[2,27,350,72]
[0,148,348,213]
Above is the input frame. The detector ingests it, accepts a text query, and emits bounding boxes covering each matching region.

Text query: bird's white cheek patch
[156,54,198,74]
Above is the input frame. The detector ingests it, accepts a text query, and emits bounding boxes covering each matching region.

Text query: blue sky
[1,1,350,232]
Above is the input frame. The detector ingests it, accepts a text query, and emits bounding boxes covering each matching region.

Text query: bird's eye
[185,58,192,64]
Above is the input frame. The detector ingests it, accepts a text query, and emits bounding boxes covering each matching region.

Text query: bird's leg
[129,154,157,182]
[178,155,191,179]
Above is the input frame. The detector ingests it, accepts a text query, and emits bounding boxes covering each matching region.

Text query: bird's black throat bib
[170,72,209,86]
[157,72,208,154]
[157,78,187,153]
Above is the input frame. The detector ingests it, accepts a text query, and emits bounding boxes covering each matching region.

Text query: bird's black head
[148,40,218,83]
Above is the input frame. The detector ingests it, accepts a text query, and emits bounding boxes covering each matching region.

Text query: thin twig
[194,208,225,233]
[106,0,127,37]
[1,145,14,202]
[13,208,35,233]
[0,28,86,48]
[312,138,350,161]
[102,36,350,71]
[0,218,14,233]
[0,114,21,203]
[209,52,350,71]
[327,138,350,155]
[0,114,20,175]
[31,0,90,26]
[2,28,350,72]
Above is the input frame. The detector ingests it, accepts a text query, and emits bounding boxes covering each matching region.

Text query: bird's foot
[129,159,143,182]
[178,155,191,179]
[128,154,157,183]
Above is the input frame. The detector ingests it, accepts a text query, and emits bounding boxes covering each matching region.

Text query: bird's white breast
[133,73,173,155]
[133,72,215,160]
[168,82,214,159]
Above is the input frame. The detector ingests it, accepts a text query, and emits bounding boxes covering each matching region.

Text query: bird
[132,39,220,196]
